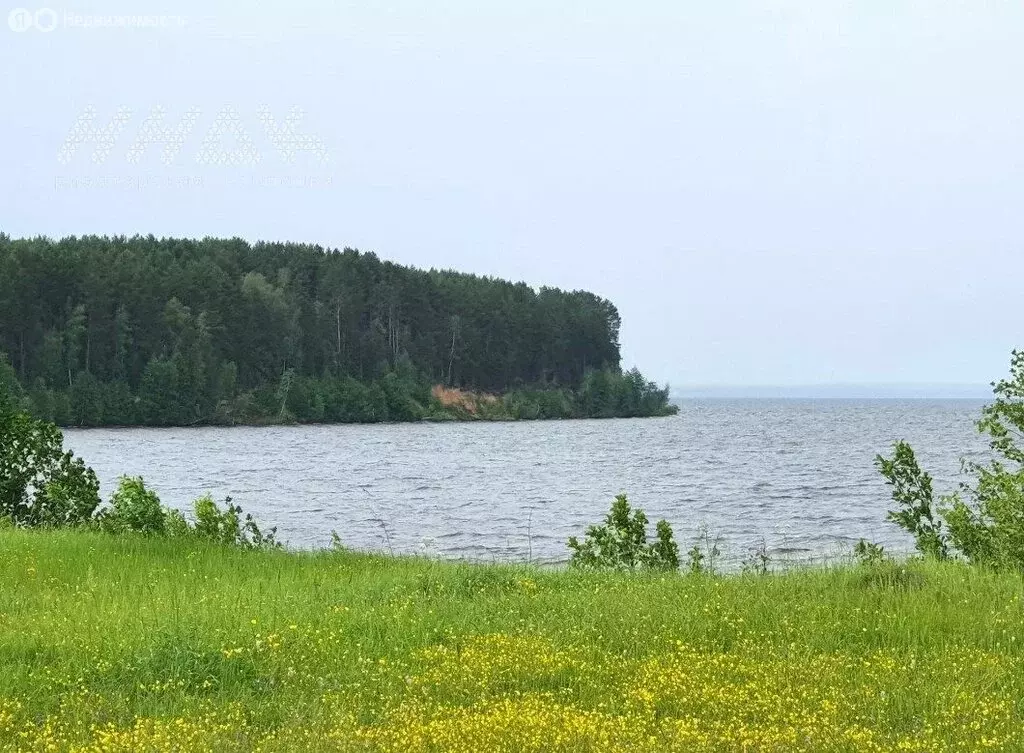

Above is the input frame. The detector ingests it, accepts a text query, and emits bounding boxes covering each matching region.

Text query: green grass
[1,528,1023,751]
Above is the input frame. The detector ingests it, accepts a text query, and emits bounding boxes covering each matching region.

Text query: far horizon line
[671,382,992,399]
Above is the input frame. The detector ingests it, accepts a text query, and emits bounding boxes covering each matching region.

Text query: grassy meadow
[1,528,1023,752]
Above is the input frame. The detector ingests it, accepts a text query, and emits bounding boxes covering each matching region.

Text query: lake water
[63,400,992,567]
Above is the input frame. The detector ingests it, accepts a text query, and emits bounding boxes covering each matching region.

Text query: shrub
[877,350,1024,570]
[2,374,276,547]
[853,539,888,567]
[97,478,278,548]
[943,464,1024,569]
[941,352,1024,569]
[193,493,278,549]
[100,476,167,535]
[0,394,100,527]
[875,441,948,559]
[568,494,679,571]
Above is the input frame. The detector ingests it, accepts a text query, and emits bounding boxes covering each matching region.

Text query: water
[62,400,992,566]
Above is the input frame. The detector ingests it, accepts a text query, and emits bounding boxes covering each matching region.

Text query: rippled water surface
[63,400,991,565]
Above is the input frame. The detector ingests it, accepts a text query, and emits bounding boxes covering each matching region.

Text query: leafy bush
[568,494,679,571]
[100,476,167,535]
[1,362,272,549]
[0,389,100,527]
[99,478,278,548]
[0,377,277,549]
[193,493,278,549]
[874,441,948,559]
[877,350,1024,570]
[853,539,888,567]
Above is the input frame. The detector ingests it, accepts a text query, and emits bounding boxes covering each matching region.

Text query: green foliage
[100,380,135,425]
[379,368,426,422]
[502,387,577,420]
[0,235,678,426]
[0,235,658,426]
[0,355,27,412]
[0,388,277,546]
[27,380,71,425]
[578,367,678,419]
[686,524,721,575]
[498,370,676,422]
[193,493,279,549]
[567,494,679,571]
[99,478,278,549]
[70,370,104,426]
[942,470,1024,571]
[686,545,706,574]
[139,357,183,426]
[853,540,888,567]
[163,507,193,538]
[977,349,1024,465]
[100,476,167,535]
[63,303,86,388]
[942,349,1024,569]
[0,382,100,527]
[856,560,926,591]
[877,350,1024,570]
[651,519,680,569]
[874,441,948,559]
[276,369,296,421]
[30,456,102,529]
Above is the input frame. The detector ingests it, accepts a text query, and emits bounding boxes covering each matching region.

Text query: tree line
[0,234,675,425]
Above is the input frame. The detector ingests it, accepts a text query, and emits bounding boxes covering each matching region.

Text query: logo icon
[7,7,33,31]
[8,7,58,32]
[34,7,57,31]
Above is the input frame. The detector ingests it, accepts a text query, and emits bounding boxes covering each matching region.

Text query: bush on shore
[568,494,680,571]
[1,377,276,548]
[877,349,1024,570]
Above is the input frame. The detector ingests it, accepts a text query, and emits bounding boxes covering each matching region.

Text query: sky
[1,1,1022,391]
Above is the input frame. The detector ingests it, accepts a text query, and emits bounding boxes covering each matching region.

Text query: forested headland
[0,234,676,426]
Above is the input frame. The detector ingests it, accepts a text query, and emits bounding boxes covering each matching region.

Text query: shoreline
[54,409,681,431]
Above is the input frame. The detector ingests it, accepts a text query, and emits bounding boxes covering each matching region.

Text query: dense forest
[0,234,675,425]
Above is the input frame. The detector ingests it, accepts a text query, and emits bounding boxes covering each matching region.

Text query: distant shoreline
[673,395,989,401]
[673,385,990,400]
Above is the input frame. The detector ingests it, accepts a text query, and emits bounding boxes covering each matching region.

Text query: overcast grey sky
[2,1,1021,389]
